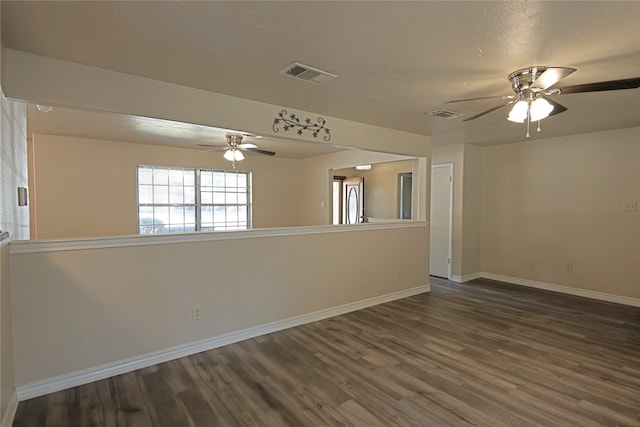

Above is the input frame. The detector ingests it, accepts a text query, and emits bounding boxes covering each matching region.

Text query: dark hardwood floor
[13,278,640,426]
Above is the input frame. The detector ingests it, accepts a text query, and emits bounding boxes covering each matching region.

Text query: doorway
[343,177,364,224]
[430,164,453,279]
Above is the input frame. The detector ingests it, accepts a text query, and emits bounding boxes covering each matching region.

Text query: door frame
[430,163,454,280]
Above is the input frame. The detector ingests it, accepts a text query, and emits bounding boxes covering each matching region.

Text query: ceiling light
[529,98,554,121]
[508,95,555,137]
[36,104,53,113]
[224,149,244,162]
[507,100,528,123]
[355,164,372,171]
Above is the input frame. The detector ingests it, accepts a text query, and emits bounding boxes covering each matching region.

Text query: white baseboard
[458,272,640,308]
[16,284,430,401]
[450,272,482,283]
[1,391,18,427]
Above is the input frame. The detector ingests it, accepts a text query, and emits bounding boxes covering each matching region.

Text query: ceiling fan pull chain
[537,120,542,133]
[526,115,531,138]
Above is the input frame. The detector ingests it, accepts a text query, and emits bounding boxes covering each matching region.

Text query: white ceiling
[3,1,640,150]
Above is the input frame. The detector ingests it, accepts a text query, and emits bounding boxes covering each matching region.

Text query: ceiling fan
[445,66,640,137]
[198,133,275,168]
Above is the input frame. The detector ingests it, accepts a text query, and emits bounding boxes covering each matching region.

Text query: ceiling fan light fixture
[507,100,528,123]
[223,149,236,161]
[223,149,245,162]
[529,97,554,121]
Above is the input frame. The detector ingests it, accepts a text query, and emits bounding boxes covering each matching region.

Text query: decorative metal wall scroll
[273,110,331,142]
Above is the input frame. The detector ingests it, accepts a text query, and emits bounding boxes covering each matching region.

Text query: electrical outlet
[395,269,401,279]
[566,263,573,272]
[623,201,638,212]
[529,262,535,270]
[192,307,202,321]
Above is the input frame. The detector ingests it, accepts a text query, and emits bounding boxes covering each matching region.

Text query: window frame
[137,164,252,234]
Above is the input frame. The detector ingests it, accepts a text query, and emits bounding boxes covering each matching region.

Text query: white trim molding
[10,221,428,254]
[16,284,430,401]
[1,391,18,427]
[454,272,640,308]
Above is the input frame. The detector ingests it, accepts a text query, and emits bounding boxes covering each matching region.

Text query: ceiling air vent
[280,63,337,85]
[428,109,462,119]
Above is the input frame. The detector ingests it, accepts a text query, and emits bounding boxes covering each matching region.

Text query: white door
[430,164,453,279]
[343,177,364,224]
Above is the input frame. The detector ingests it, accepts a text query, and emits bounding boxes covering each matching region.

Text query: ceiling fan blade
[557,77,640,94]
[196,145,226,153]
[239,143,258,149]
[545,98,568,117]
[246,147,276,156]
[531,67,577,90]
[445,94,514,104]
[462,100,515,122]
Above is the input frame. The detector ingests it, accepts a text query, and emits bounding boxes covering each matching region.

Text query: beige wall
[29,134,302,238]
[482,127,640,299]
[434,129,639,301]
[29,135,429,239]
[461,144,483,275]
[10,225,429,387]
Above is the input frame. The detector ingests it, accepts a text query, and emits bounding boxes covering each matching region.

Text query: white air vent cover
[428,109,462,119]
[280,63,337,85]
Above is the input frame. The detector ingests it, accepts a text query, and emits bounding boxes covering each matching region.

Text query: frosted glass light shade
[223,149,235,161]
[224,149,245,162]
[529,98,554,121]
[508,100,528,123]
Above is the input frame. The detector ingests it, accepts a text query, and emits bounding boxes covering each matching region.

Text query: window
[137,165,251,234]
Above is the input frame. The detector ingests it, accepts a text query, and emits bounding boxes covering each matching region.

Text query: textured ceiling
[3,1,639,148]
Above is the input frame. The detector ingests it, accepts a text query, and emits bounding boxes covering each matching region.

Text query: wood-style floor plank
[12,278,640,426]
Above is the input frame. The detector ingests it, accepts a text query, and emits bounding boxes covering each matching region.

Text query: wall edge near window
[10,222,428,255]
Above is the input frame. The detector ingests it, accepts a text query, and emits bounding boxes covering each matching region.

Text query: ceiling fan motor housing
[508,66,548,94]
[225,133,243,149]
